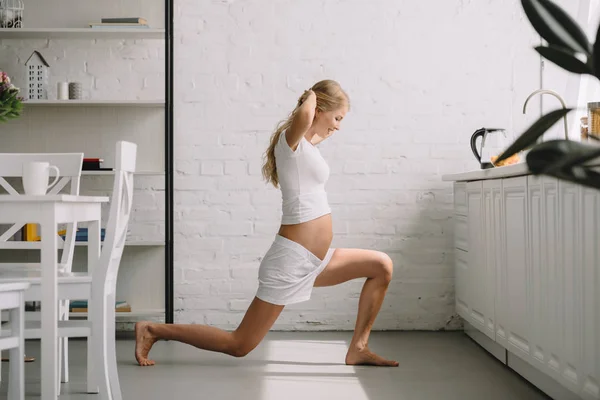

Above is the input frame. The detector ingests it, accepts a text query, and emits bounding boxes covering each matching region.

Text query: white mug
[22,162,60,195]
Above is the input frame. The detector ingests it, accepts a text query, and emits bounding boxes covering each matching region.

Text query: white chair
[0,141,136,400]
[0,152,83,386]
[0,282,30,400]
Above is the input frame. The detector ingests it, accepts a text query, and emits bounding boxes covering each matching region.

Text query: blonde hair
[261,79,349,188]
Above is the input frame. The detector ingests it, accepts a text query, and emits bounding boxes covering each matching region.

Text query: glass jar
[588,102,600,139]
[581,116,589,141]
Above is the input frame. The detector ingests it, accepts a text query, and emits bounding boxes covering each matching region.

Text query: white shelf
[69,309,165,318]
[24,100,165,107]
[2,309,165,320]
[0,28,166,39]
[75,241,165,247]
[0,240,165,249]
[82,170,165,176]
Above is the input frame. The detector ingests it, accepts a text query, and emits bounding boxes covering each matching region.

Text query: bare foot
[345,346,399,367]
[135,321,158,366]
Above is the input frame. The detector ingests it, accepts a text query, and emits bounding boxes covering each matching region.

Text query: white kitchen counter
[441,162,530,182]
[448,171,600,400]
[443,158,600,182]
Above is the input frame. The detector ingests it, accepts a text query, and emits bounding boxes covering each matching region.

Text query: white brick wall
[173,0,542,331]
[0,0,545,331]
[0,40,164,101]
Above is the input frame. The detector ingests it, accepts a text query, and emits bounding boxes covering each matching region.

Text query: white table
[0,195,108,400]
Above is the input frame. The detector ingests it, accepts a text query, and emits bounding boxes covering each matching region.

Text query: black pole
[165,0,174,324]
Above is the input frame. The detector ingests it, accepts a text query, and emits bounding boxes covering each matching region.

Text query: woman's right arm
[285,90,316,151]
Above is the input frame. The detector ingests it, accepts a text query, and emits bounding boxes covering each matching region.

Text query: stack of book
[83,157,112,171]
[89,17,149,29]
[70,300,131,313]
[59,227,106,242]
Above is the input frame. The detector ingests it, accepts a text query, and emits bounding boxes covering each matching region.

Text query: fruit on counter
[491,153,520,167]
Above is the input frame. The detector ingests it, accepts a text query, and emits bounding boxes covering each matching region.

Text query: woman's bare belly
[277,214,333,261]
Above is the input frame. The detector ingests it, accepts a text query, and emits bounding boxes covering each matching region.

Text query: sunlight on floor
[258,339,371,400]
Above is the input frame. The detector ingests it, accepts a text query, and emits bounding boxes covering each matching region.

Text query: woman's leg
[135,297,284,366]
[314,248,398,367]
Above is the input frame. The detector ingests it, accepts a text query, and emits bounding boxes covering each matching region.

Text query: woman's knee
[374,252,393,284]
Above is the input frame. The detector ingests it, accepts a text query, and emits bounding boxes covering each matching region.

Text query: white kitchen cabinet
[445,164,600,400]
[467,181,486,331]
[526,176,564,383]
[580,187,600,400]
[454,182,469,321]
[455,248,470,321]
[481,180,500,341]
[501,176,534,364]
[541,177,562,382]
[558,181,584,393]
[489,179,508,349]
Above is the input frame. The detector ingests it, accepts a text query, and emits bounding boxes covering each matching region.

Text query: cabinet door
[528,176,551,373]
[465,181,484,328]
[454,182,469,321]
[501,176,533,362]
[454,182,467,216]
[494,179,508,348]
[557,181,583,393]
[581,186,600,400]
[479,180,500,340]
[543,178,563,381]
[455,248,469,321]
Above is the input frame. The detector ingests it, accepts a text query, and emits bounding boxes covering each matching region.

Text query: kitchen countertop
[441,162,531,182]
[442,158,600,182]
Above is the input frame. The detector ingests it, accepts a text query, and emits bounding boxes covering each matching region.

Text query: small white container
[57,82,68,100]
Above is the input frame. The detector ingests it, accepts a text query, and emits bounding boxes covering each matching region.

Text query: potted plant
[495,0,600,189]
[0,70,23,122]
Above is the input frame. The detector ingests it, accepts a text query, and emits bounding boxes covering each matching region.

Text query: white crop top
[275,131,331,225]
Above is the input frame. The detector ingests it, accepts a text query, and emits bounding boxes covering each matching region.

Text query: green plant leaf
[522,0,592,56]
[548,167,600,189]
[526,140,600,189]
[595,21,600,79]
[525,141,564,173]
[545,145,600,173]
[526,140,600,173]
[494,108,572,165]
[535,45,593,74]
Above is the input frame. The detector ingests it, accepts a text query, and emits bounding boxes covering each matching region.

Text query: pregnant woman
[136,79,398,367]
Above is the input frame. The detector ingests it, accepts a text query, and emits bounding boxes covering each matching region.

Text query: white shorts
[256,234,335,306]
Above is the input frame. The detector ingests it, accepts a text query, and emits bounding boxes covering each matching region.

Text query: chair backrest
[0,153,83,263]
[92,141,136,298]
[0,153,83,196]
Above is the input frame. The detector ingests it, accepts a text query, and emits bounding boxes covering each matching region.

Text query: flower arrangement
[0,70,23,122]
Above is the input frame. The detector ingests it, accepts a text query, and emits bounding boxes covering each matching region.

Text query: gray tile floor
[1,331,550,400]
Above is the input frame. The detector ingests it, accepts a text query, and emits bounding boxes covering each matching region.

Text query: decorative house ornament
[0,0,24,28]
[25,51,49,100]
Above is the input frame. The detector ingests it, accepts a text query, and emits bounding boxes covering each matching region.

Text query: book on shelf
[83,157,106,170]
[83,157,114,171]
[60,227,106,242]
[89,21,150,29]
[90,24,151,29]
[70,300,131,313]
[23,223,40,241]
[101,17,148,24]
